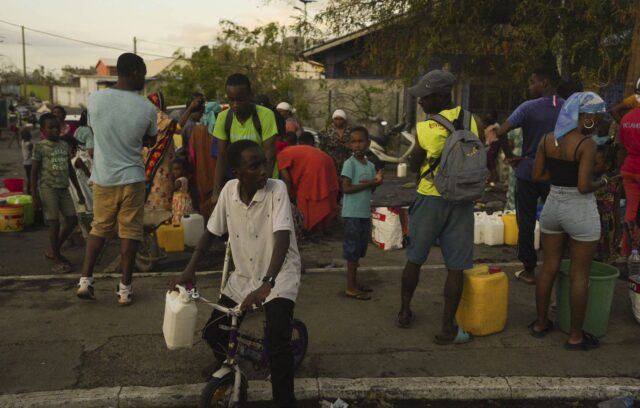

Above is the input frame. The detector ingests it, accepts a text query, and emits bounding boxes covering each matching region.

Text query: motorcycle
[369,120,415,164]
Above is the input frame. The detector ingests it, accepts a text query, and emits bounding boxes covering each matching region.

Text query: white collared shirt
[207,179,301,304]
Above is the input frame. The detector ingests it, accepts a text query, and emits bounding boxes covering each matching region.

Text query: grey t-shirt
[88,88,157,186]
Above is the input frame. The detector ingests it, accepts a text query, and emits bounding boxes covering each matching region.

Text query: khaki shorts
[91,182,145,241]
[40,187,77,222]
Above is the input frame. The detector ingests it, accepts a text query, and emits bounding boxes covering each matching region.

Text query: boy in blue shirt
[341,126,383,300]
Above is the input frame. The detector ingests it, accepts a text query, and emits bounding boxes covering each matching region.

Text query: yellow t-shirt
[623,95,640,109]
[416,106,479,196]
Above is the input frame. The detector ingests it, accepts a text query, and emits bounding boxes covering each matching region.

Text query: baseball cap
[408,69,456,98]
[332,109,347,120]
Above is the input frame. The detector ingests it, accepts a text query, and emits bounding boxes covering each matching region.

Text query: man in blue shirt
[489,67,564,284]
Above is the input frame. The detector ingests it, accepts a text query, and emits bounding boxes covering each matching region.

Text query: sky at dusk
[1,0,324,75]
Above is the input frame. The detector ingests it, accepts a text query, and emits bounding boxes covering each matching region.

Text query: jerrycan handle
[172,284,193,303]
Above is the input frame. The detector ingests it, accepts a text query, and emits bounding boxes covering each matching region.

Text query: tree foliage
[316,0,635,86]
[157,20,317,109]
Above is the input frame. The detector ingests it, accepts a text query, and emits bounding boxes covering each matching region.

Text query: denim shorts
[407,194,474,270]
[539,186,600,242]
[40,187,76,222]
[343,217,372,261]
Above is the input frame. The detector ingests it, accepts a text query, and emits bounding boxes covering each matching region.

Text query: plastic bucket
[3,178,24,193]
[6,195,34,226]
[556,260,620,337]
[0,204,24,232]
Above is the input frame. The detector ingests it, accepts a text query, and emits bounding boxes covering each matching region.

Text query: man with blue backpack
[397,70,486,346]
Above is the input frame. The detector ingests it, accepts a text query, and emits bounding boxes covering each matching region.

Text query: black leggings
[203,295,296,408]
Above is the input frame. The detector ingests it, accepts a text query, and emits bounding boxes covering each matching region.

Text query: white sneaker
[77,277,95,300]
[116,283,133,306]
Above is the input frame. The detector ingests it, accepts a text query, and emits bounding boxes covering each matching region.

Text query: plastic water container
[628,250,640,276]
[557,260,620,337]
[456,265,509,336]
[157,224,185,252]
[0,205,24,232]
[163,285,198,350]
[397,163,408,178]
[484,214,504,246]
[502,212,518,246]
[6,195,34,227]
[474,212,486,245]
[181,214,204,247]
[534,221,541,250]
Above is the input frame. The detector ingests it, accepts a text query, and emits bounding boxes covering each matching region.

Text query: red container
[3,178,24,193]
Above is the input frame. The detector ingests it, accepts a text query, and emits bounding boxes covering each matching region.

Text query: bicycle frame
[201,298,247,405]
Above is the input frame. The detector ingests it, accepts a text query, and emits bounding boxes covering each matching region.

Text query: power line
[0,19,174,59]
[136,38,192,50]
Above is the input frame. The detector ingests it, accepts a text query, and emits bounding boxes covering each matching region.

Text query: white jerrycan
[484,213,505,246]
[163,285,198,350]
[474,212,486,245]
[181,214,204,247]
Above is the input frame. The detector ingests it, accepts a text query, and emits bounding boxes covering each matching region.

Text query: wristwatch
[262,276,276,288]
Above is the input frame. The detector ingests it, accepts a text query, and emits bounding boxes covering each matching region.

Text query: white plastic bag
[629,274,640,324]
[371,207,403,250]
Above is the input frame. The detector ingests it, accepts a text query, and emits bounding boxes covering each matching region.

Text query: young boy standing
[172,140,301,408]
[341,126,383,300]
[31,113,85,273]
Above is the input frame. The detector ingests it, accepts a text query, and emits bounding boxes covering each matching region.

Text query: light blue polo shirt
[88,88,157,186]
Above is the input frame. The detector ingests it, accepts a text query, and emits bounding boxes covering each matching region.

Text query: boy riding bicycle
[172,140,301,408]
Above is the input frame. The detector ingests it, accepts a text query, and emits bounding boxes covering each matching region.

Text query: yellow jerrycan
[456,265,509,336]
[502,212,518,246]
[157,223,185,252]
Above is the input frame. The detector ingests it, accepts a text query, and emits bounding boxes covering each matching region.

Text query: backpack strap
[429,114,456,133]
[251,105,263,138]
[223,104,263,141]
[224,108,233,139]
[418,112,457,180]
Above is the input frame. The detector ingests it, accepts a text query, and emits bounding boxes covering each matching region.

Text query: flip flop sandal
[514,270,535,285]
[564,331,600,351]
[345,291,371,301]
[359,285,373,293]
[44,253,71,265]
[434,327,473,345]
[396,311,414,329]
[51,262,73,274]
[528,319,554,338]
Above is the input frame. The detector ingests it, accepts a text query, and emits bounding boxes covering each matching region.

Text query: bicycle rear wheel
[291,318,308,371]
[198,372,247,408]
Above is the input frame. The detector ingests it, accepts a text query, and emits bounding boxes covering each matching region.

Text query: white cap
[332,109,347,120]
[276,102,293,112]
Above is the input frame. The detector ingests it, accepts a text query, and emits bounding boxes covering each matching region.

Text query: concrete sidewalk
[1,265,638,399]
[2,376,640,407]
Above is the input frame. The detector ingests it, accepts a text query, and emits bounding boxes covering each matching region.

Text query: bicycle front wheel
[198,372,247,408]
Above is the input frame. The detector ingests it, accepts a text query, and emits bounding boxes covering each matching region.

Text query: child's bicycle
[193,242,309,408]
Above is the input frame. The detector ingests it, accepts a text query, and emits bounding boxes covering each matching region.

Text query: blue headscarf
[202,101,222,135]
[554,91,606,140]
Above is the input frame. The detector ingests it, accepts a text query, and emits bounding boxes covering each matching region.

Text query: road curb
[1,376,639,407]
[0,262,527,282]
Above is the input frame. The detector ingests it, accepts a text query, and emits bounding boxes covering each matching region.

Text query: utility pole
[21,26,27,97]
[133,36,137,54]
[298,0,315,48]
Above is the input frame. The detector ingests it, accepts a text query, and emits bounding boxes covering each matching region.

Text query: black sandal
[528,319,554,338]
[564,331,600,351]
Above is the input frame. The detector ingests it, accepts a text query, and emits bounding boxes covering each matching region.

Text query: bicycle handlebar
[187,287,258,316]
